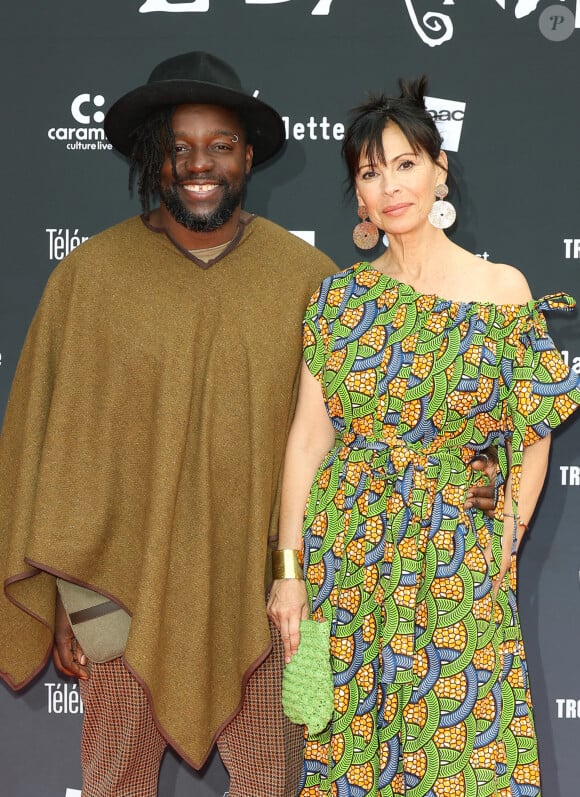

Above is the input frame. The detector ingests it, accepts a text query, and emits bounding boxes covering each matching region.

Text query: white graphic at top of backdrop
[136,0,580,44]
[399,0,579,46]
[138,0,335,15]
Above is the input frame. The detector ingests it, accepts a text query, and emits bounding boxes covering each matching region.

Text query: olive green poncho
[0,214,335,767]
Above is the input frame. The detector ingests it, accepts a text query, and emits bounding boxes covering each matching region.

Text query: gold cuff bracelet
[272,549,302,580]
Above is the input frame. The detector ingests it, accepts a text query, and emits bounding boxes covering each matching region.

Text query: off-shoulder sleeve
[499,293,580,511]
[504,293,580,451]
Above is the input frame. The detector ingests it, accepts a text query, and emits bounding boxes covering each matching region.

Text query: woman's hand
[492,528,514,595]
[267,578,309,664]
[482,529,513,596]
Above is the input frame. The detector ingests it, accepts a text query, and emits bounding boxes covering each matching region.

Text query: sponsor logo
[251,90,344,143]
[48,94,112,152]
[561,351,580,375]
[47,228,90,262]
[282,114,344,142]
[275,93,464,151]
[46,225,313,254]
[560,466,580,486]
[71,93,106,125]
[556,698,580,717]
[563,238,580,258]
[425,96,465,152]
[45,681,84,714]
[290,230,316,246]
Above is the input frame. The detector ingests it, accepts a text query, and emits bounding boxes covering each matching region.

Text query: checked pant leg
[217,621,303,797]
[79,657,167,797]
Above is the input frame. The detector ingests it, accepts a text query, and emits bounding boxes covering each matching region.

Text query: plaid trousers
[79,621,303,797]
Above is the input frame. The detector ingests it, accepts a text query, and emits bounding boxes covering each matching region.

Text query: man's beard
[159,179,245,233]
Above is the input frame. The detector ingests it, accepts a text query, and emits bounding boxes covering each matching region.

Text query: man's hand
[53,591,90,680]
[464,448,500,517]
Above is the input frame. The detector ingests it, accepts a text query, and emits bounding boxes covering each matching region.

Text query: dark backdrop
[1,2,579,795]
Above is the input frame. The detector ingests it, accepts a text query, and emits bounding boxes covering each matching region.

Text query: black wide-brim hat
[104,51,285,166]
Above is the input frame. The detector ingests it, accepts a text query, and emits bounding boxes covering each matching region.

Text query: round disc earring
[428,184,456,230]
[353,206,380,249]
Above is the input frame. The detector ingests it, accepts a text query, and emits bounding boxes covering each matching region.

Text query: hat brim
[104,79,285,166]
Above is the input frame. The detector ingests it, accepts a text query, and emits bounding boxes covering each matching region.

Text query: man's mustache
[173,172,225,185]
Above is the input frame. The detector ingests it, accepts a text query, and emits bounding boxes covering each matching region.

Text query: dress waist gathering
[331,432,483,474]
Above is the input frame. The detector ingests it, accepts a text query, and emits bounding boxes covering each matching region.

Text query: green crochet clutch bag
[281,619,334,735]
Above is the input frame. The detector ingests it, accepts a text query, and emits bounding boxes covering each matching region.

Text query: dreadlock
[128,106,177,215]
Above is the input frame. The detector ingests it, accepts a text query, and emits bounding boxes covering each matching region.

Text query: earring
[353,205,380,249]
[428,184,456,230]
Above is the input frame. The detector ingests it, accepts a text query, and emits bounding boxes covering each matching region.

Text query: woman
[268,77,580,797]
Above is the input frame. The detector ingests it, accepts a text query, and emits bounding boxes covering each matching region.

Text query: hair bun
[398,76,428,110]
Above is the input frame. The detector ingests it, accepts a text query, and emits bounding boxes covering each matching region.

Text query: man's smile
[181,183,221,194]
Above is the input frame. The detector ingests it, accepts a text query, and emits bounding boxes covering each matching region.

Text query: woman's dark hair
[342,76,444,193]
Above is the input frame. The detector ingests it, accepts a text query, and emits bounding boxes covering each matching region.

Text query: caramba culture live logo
[48,93,112,151]
[137,0,580,44]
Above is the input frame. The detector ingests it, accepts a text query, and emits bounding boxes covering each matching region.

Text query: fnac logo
[425,96,466,153]
[71,93,106,125]
[138,0,335,15]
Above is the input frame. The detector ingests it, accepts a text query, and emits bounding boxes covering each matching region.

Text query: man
[0,50,335,797]
[0,50,496,797]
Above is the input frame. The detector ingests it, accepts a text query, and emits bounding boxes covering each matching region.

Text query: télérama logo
[136,0,580,43]
[48,93,113,152]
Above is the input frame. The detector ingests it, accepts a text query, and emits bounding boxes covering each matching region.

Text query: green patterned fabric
[297,263,580,797]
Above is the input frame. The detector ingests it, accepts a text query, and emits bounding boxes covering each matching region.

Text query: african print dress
[299,262,580,797]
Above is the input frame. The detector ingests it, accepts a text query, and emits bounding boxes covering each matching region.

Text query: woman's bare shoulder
[485,262,533,305]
